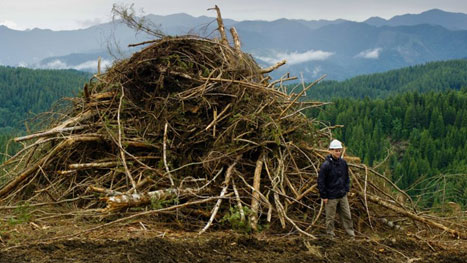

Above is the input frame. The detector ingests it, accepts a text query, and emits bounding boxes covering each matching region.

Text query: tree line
[303,59,467,100]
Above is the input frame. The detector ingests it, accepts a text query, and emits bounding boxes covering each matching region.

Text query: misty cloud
[256,50,334,65]
[37,59,111,72]
[355,48,382,59]
[74,60,111,71]
[42,60,68,69]
[311,66,323,77]
[76,18,106,29]
[282,65,323,82]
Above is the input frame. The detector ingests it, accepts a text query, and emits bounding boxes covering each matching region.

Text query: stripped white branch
[199,156,239,234]
[163,122,175,186]
[117,85,137,193]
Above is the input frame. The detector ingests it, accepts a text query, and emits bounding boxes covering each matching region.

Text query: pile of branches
[0,7,464,238]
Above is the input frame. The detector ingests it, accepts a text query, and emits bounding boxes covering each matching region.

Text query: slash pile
[0,13,464,238]
[0,34,329,232]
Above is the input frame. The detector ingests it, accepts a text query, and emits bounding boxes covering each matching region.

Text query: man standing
[318,139,355,239]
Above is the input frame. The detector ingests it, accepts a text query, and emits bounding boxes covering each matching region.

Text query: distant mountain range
[364,9,467,30]
[2,9,467,80]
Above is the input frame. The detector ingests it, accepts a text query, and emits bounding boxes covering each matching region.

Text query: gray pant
[325,195,355,237]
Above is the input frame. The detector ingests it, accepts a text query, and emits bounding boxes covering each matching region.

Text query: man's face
[330,148,342,159]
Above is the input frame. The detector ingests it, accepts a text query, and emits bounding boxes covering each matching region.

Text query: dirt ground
[0,216,465,263]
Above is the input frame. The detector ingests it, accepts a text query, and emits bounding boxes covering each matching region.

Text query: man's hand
[323,198,328,204]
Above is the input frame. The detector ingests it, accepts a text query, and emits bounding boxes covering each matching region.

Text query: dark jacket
[318,155,350,199]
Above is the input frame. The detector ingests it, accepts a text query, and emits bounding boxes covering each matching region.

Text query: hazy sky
[1,0,467,30]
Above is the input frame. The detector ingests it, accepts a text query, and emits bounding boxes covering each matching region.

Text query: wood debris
[0,7,464,239]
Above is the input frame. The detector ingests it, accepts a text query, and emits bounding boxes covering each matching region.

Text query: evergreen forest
[304,59,467,210]
[0,66,90,159]
[305,59,467,100]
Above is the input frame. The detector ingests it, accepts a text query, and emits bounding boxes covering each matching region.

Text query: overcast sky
[1,0,467,31]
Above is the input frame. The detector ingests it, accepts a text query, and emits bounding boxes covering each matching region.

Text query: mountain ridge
[364,8,467,31]
[2,8,467,80]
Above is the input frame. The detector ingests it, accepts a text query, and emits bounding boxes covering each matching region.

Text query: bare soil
[0,219,465,263]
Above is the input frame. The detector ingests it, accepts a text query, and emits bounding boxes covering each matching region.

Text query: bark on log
[260,60,286,74]
[102,188,197,211]
[230,27,241,52]
[210,5,229,46]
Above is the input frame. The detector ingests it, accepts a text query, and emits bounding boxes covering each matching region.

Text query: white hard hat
[329,139,343,149]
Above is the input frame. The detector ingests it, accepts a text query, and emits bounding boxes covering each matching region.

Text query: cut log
[250,152,264,231]
[357,191,466,239]
[260,60,286,74]
[229,27,241,52]
[209,5,229,46]
[102,188,197,211]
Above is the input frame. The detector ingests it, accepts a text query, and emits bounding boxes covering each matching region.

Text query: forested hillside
[305,59,467,100]
[0,66,90,129]
[307,80,467,209]
[0,66,90,158]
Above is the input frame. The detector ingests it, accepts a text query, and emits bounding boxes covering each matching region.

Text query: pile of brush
[0,6,464,238]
